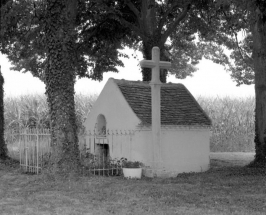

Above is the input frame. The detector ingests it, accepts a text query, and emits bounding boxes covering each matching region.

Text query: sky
[0,47,255,98]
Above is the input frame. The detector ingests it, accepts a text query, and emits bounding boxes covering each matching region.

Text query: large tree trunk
[142,40,153,82]
[251,10,266,166]
[0,66,8,160]
[44,0,80,176]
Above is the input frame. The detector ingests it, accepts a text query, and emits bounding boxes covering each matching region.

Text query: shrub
[79,144,123,176]
[122,158,143,168]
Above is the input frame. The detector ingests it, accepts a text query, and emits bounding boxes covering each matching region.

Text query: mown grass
[0,156,265,215]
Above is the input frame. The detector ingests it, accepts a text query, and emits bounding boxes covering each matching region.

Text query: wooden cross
[140,47,171,168]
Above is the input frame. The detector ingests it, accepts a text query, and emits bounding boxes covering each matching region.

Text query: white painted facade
[85,78,141,131]
[160,127,210,174]
[83,78,211,177]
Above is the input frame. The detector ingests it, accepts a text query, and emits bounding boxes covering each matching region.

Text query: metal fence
[4,128,51,174]
[6,129,135,175]
[19,128,51,174]
[79,130,135,176]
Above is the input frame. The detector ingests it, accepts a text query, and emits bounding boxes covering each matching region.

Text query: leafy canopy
[0,0,256,85]
[0,0,131,82]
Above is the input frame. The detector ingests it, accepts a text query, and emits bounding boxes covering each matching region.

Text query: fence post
[19,130,22,171]
[25,146,28,172]
[36,129,39,174]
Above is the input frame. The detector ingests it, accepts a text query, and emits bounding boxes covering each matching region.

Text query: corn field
[4,94,255,154]
[4,93,97,132]
[197,96,255,152]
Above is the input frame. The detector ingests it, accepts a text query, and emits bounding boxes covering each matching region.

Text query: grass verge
[0,157,265,215]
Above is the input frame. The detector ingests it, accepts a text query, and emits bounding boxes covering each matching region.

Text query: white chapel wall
[82,78,142,155]
[161,128,210,173]
[84,78,141,131]
[130,129,153,164]
[107,129,153,163]
[108,127,210,173]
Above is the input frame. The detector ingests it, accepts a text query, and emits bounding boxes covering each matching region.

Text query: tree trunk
[251,11,266,166]
[44,0,80,176]
[0,66,8,160]
[142,40,168,83]
[142,41,153,82]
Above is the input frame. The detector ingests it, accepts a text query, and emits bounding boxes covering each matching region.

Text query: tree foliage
[204,0,254,86]
[208,0,266,165]
[93,0,249,83]
[1,0,232,83]
[98,0,206,82]
[0,0,129,82]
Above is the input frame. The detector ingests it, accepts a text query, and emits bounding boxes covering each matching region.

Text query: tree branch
[222,10,252,62]
[234,31,252,61]
[158,1,182,32]
[160,2,191,45]
[124,0,141,24]
[119,17,148,40]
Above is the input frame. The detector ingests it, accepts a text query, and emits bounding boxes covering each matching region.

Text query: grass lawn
[0,155,266,215]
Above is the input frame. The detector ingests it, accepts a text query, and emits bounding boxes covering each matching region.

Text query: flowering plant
[121,158,143,168]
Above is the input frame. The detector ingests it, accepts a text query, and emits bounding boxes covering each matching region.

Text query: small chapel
[83,47,212,177]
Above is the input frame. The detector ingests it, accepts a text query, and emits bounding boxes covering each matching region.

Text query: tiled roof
[114,79,211,127]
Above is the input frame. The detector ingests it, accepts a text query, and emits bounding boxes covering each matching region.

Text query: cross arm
[159,61,171,69]
[140,60,171,69]
[140,60,155,68]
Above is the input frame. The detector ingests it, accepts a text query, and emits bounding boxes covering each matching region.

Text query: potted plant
[122,158,143,179]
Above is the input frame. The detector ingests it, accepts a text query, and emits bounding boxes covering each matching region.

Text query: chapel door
[95,114,109,165]
[95,143,109,166]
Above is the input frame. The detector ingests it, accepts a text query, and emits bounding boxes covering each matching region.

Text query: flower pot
[122,168,142,179]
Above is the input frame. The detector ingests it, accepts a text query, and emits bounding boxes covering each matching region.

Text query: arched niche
[96,114,106,135]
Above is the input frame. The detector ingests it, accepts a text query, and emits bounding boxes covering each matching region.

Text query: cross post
[140,47,171,168]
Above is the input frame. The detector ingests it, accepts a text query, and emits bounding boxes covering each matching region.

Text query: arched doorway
[96,114,106,136]
[95,114,109,165]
